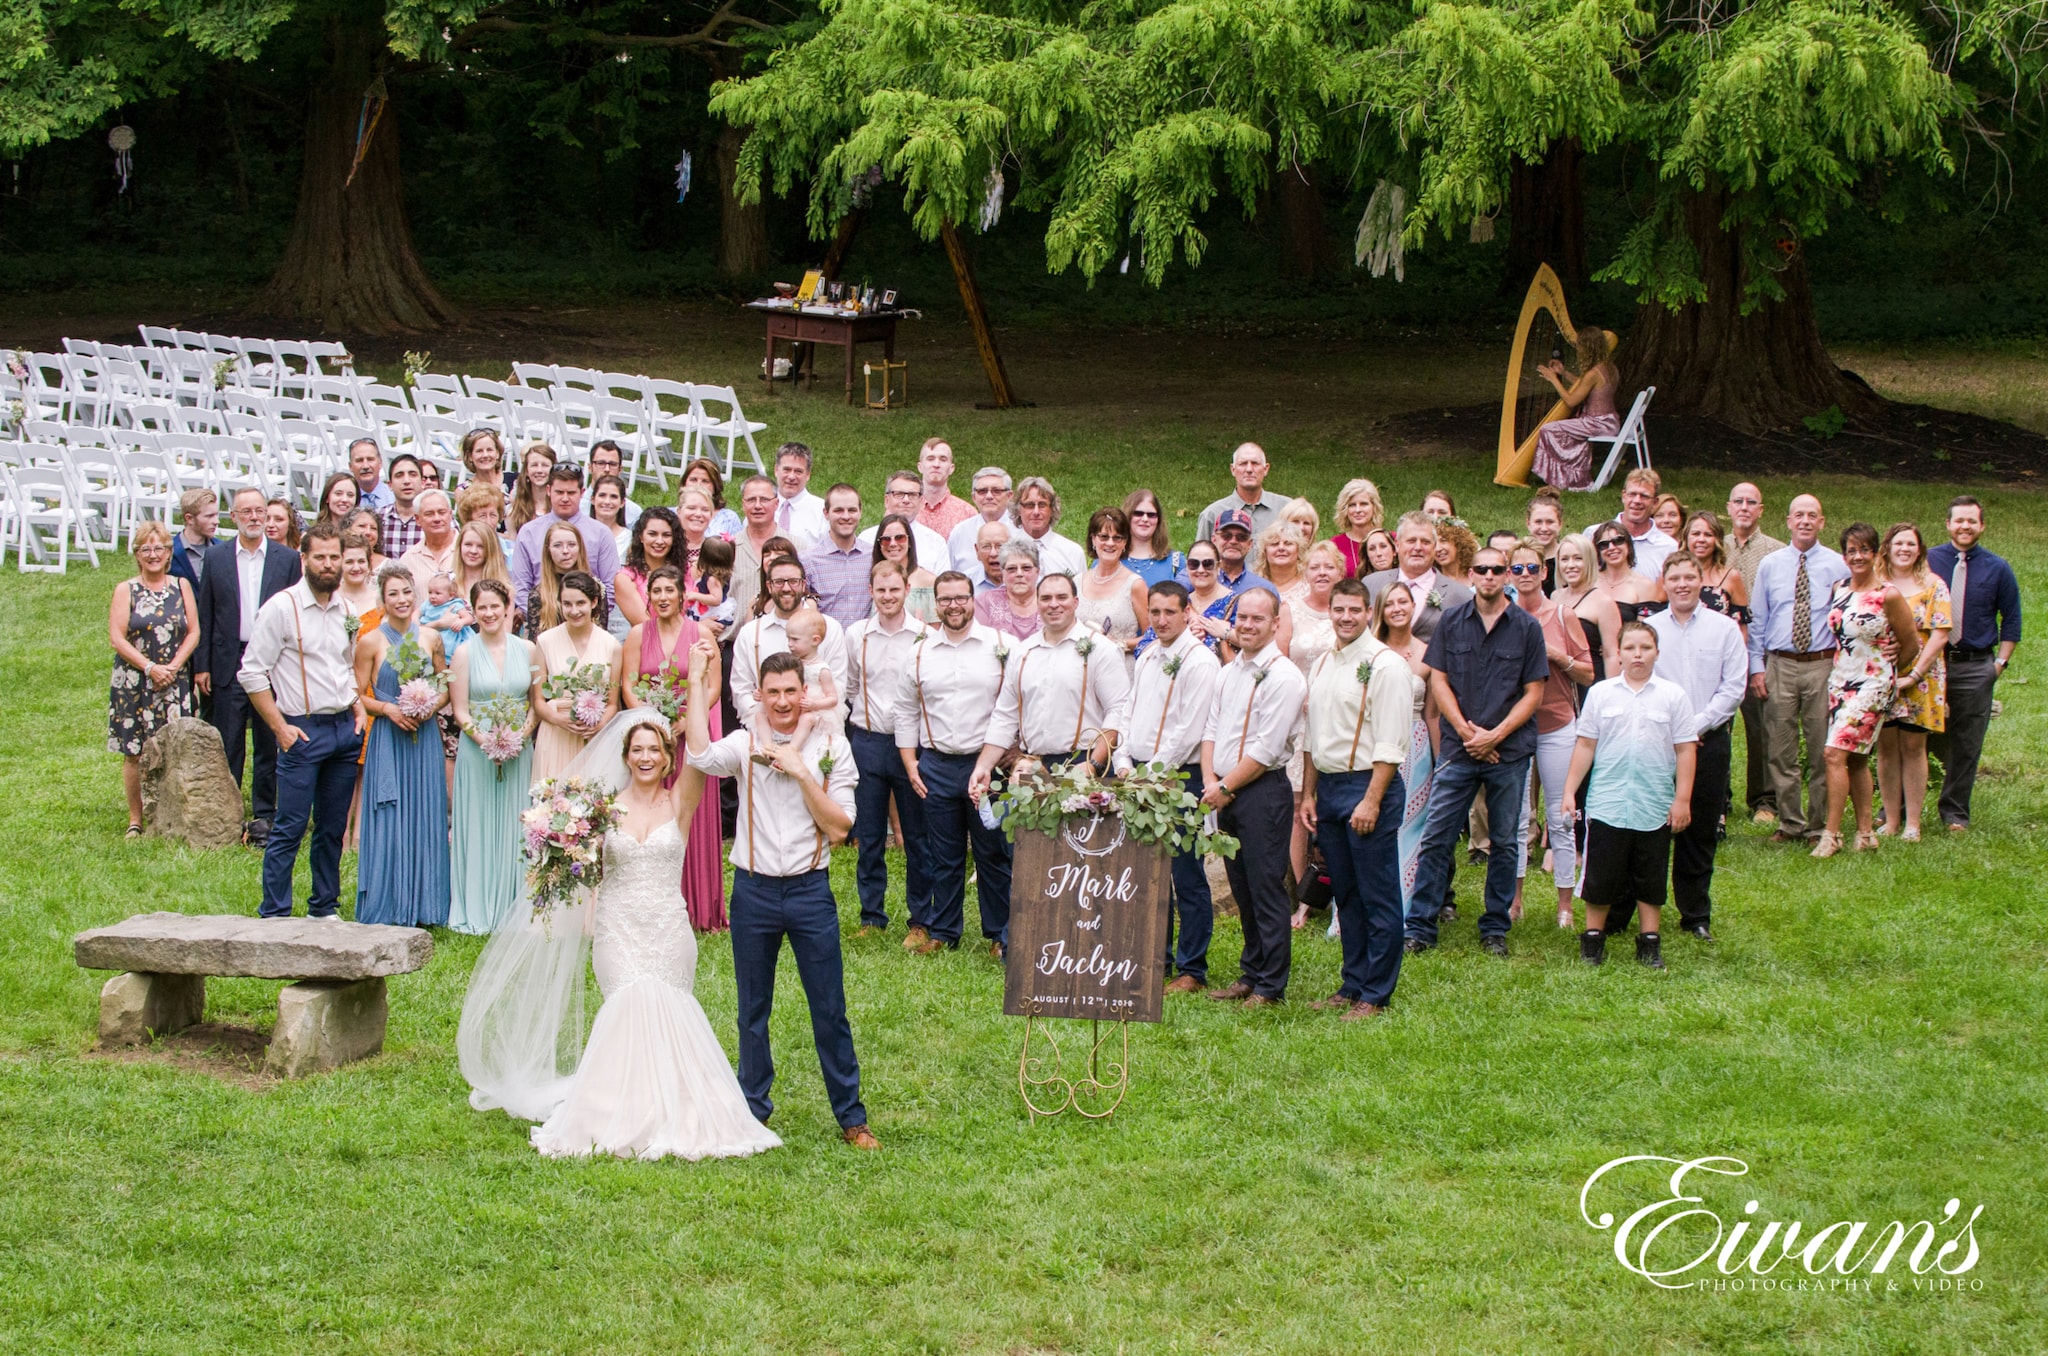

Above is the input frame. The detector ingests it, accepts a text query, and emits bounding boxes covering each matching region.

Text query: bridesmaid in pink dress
[621,565,730,932]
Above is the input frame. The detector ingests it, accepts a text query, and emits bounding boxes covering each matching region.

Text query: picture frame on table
[881,290,897,308]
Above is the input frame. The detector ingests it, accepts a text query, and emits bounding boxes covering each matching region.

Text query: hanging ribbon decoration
[108,125,136,195]
[343,77,389,190]
[674,150,693,204]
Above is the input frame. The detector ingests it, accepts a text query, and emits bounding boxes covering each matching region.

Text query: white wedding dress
[527,819,782,1161]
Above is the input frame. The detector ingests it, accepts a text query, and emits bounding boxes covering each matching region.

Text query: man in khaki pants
[1746,496,1848,840]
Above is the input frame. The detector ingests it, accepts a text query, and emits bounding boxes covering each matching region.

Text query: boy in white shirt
[1562,621,1697,970]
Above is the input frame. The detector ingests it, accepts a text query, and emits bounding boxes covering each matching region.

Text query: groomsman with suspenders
[684,643,877,1150]
[1299,578,1413,1019]
[843,558,931,936]
[1113,581,1224,992]
[971,573,1131,783]
[1199,588,1308,1007]
[897,571,1009,956]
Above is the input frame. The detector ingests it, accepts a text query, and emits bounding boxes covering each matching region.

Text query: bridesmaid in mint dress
[448,580,537,934]
[354,567,452,927]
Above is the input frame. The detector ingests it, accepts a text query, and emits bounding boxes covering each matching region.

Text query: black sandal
[125,824,144,839]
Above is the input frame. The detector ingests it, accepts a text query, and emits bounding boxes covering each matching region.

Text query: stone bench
[73,913,435,1078]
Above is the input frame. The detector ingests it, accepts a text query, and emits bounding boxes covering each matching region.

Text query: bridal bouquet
[631,657,690,721]
[523,776,624,918]
[389,630,446,729]
[542,658,610,731]
[470,694,529,781]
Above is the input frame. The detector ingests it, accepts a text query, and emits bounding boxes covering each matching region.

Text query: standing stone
[139,718,243,849]
[99,971,206,1046]
[265,977,388,1078]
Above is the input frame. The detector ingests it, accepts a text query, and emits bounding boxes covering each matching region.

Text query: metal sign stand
[1017,1011,1131,1121]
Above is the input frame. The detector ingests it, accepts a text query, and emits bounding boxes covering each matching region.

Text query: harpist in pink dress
[1532,368,1621,491]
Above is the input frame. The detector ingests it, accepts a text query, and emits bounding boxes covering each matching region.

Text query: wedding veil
[456,708,670,1121]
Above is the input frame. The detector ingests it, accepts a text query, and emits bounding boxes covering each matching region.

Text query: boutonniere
[1162,652,1185,678]
[343,613,362,642]
[1427,589,1444,610]
[817,750,836,778]
[912,628,929,644]
[1356,661,1373,686]
[1075,634,1097,659]
[995,640,1012,668]
[1251,666,1270,687]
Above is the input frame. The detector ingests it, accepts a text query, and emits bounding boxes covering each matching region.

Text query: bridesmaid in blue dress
[447,579,537,934]
[354,565,452,927]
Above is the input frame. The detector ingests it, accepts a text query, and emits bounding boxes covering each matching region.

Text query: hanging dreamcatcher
[979,167,1005,232]
[674,151,693,204]
[1354,179,1406,281]
[343,77,389,189]
[108,125,136,195]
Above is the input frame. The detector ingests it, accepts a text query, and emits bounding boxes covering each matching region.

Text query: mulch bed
[1375,393,2048,485]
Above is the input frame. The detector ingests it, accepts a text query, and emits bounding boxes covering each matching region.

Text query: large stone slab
[99,971,206,1046]
[74,913,433,981]
[138,717,244,849]
[265,978,388,1078]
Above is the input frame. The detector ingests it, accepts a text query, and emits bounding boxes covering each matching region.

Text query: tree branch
[452,1,774,55]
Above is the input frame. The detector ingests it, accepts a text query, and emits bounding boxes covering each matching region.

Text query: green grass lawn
[2,341,2045,1353]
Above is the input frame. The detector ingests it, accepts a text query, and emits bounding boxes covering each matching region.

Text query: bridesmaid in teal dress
[354,566,452,927]
[448,579,537,933]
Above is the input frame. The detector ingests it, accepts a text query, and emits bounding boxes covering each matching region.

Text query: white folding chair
[553,366,604,394]
[22,354,71,422]
[689,385,767,479]
[511,362,559,392]
[122,401,184,434]
[154,431,222,497]
[118,444,181,528]
[305,340,354,376]
[1583,386,1655,494]
[208,435,277,499]
[465,376,516,401]
[8,461,101,571]
[414,412,468,463]
[138,325,179,349]
[602,372,652,405]
[592,397,668,494]
[65,445,131,546]
[642,378,697,487]
[505,399,567,453]
[60,354,110,425]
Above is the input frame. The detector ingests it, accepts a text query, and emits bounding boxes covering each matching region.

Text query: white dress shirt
[844,613,929,735]
[985,627,1133,756]
[948,514,1010,578]
[237,581,359,716]
[235,537,268,642]
[895,623,1006,755]
[857,520,953,575]
[687,725,857,876]
[1114,628,1222,768]
[1647,605,1748,737]
[398,536,459,603]
[773,490,828,551]
[1305,632,1414,773]
[1204,641,1307,774]
[1020,529,1087,579]
[730,610,849,724]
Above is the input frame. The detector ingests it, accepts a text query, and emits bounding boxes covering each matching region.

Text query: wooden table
[752,302,901,403]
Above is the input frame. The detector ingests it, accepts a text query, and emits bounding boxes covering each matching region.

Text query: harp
[1494,264,1618,488]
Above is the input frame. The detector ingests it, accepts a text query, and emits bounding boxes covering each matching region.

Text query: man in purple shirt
[511,463,622,604]
[802,484,872,626]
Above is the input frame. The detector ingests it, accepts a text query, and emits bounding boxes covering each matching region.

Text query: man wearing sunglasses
[946,465,1015,572]
[1584,466,1677,579]
[1406,546,1549,957]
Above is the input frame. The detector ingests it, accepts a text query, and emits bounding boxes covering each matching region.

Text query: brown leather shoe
[1205,981,1254,1002]
[902,926,930,951]
[1308,992,1352,1011]
[1340,1001,1386,1022]
[1164,975,1205,994]
[913,936,952,956]
[1768,830,1804,844]
[989,941,1005,960]
[1241,994,1280,1009]
[842,1125,880,1150]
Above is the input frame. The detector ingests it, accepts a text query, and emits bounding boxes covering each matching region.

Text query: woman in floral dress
[108,522,200,836]
[1814,523,1921,858]
[1876,523,1951,841]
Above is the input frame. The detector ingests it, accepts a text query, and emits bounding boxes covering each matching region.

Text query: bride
[457,703,780,1162]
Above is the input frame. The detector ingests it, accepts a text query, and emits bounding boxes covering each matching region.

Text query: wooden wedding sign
[1002,813,1172,1024]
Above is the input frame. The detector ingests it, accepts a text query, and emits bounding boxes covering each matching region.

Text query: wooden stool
[863,359,908,410]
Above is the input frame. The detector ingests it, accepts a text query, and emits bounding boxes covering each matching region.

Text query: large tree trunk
[1506,139,1587,290]
[940,221,1021,408]
[257,19,459,336]
[1621,188,1875,434]
[1274,160,1331,280]
[715,121,771,280]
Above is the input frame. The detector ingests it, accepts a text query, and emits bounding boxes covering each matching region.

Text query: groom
[684,642,878,1149]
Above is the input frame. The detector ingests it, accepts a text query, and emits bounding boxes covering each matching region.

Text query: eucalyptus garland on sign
[998,759,1238,860]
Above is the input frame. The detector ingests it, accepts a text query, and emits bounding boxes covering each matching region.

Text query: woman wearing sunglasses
[1181,543,1240,655]
[1592,521,1666,623]
[1120,488,1185,587]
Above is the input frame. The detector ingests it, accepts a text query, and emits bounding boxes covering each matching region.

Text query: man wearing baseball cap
[1201,508,1276,600]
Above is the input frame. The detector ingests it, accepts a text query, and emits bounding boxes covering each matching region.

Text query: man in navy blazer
[198,486,303,837]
